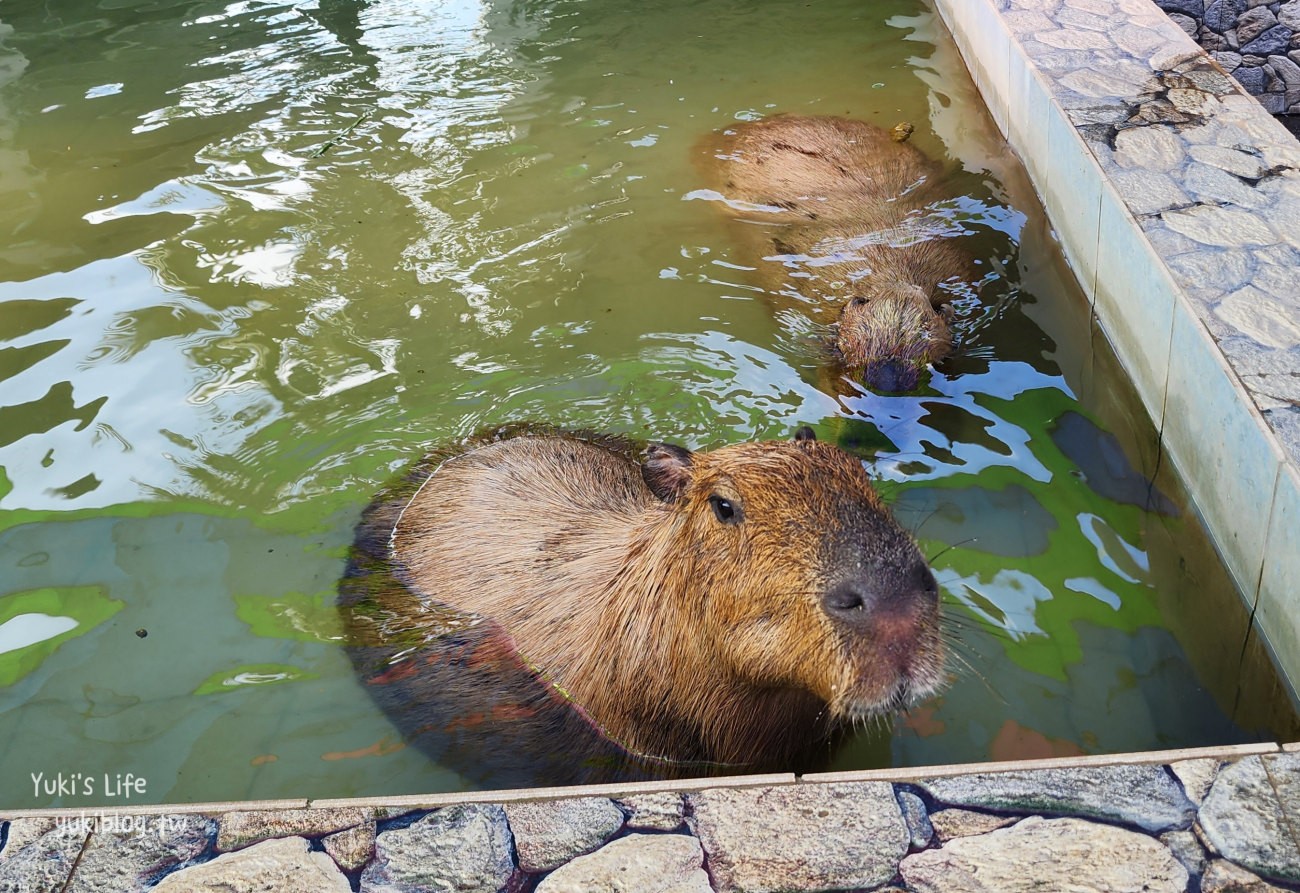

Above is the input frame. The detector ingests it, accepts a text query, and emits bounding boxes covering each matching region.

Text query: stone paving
[2,745,1299,891]
[991,0,1300,462]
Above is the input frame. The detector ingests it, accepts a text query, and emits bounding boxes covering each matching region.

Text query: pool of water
[0,0,1295,807]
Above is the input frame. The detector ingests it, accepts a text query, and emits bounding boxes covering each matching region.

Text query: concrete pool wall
[932,0,1300,702]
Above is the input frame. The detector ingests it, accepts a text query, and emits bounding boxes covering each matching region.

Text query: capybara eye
[850,296,868,307]
[709,495,741,525]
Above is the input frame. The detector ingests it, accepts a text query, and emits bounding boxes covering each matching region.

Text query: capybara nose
[822,580,875,625]
[864,358,916,393]
[824,562,938,630]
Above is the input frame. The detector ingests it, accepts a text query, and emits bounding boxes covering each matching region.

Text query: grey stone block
[1215,284,1300,347]
[1184,162,1273,208]
[1159,0,1208,18]
[1207,0,1247,32]
[1112,168,1193,216]
[1215,50,1246,70]
[1269,52,1300,83]
[1168,247,1258,293]
[1241,24,1294,55]
[1189,143,1269,178]
[617,793,685,831]
[504,797,623,873]
[1260,90,1290,110]
[0,825,86,893]
[1199,754,1300,884]
[918,765,1196,833]
[66,816,215,893]
[1202,858,1294,891]
[1163,204,1278,247]
[360,805,516,893]
[900,817,1188,893]
[536,834,711,893]
[1239,6,1280,44]
[1236,64,1269,91]
[322,822,375,873]
[898,791,934,850]
[217,808,376,852]
[1280,0,1300,29]
[688,783,908,893]
[0,820,57,861]
[930,809,1020,842]
[151,837,351,893]
[1160,829,1209,877]
[1114,126,1187,171]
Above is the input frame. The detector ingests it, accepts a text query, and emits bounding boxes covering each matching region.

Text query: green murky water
[0,0,1295,807]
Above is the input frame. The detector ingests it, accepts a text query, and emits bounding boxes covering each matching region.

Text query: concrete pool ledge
[932,0,1300,700]
[2,741,1298,891]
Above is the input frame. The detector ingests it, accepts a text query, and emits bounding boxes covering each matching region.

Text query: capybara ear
[793,426,817,444]
[643,443,695,502]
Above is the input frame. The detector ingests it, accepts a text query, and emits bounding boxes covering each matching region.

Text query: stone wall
[2,748,1298,892]
[1157,0,1300,113]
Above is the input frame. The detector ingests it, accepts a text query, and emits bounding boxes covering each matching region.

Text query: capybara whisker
[951,656,1006,705]
[905,507,943,537]
[339,424,946,781]
[940,610,1014,643]
[928,538,979,563]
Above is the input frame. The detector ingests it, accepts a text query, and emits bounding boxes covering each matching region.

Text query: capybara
[698,114,974,392]
[340,424,945,783]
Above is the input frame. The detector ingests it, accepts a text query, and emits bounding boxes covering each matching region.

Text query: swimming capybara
[698,114,973,392]
[340,425,945,783]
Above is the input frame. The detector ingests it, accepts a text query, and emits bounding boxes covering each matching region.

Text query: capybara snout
[839,287,955,392]
[821,557,939,631]
[700,114,972,391]
[346,424,945,772]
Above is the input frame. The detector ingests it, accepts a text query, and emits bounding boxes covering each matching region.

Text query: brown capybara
[340,424,945,782]
[698,114,973,392]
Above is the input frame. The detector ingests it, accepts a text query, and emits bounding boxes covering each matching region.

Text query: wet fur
[698,114,971,384]
[341,426,944,779]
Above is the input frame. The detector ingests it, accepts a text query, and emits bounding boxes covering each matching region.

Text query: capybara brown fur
[340,425,945,782]
[699,114,973,392]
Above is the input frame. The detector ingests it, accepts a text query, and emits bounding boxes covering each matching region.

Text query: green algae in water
[0,586,123,687]
[194,664,318,696]
[0,0,1294,806]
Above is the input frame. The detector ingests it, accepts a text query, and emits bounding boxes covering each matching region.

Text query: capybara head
[836,285,954,393]
[640,427,946,724]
